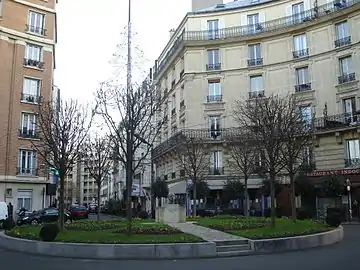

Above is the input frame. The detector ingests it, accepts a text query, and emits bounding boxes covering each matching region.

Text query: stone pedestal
[156,204,186,223]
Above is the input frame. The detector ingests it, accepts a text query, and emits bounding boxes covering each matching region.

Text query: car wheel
[31,219,39,225]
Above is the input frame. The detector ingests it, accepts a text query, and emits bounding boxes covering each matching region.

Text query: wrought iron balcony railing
[207,95,222,102]
[23,58,45,69]
[206,63,221,71]
[345,158,360,167]
[294,83,312,92]
[153,0,359,78]
[334,36,351,47]
[21,93,40,103]
[338,72,356,84]
[25,24,46,36]
[247,58,263,67]
[19,129,38,139]
[293,48,309,58]
[209,167,224,175]
[249,90,265,99]
[17,167,38,176]
[313,112,360,130]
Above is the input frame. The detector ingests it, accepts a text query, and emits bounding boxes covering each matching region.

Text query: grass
[192,216,333,240]
[6,219,203,244]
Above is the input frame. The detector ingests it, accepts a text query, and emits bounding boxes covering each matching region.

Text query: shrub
[221,208,244,216]
[325,208,342,227]
[297,208,309,220]
[2,218,15,230]
[138,210,149,219]
[39,223,59,242]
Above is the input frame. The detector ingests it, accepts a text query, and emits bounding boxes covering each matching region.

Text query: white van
[0,202,8,226]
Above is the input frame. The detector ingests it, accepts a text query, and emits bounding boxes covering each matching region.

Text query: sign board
[306,169,360,177]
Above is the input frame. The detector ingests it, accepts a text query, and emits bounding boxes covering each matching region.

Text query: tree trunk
[244,176,249,217]
[126,136,133,235]
[59,174,65,231]
[193,180,197,217]
[97,181,101,221]
[290,173,296,222]
[270,174,276,228]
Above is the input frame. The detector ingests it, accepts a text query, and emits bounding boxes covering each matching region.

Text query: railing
[207,95,223,102]
[21,93,40,103]
[249,90,265,99]
[25,24,47,36]
[19,129,38,139]
[247,58,263,67]
[345,158,360,167]
[153,0,360,78]
[334,36,351,47]
[295,83,312,92]
[293,48,309,58]
[23,58,45,69]
[209,167,224,175]
[17,167,38,176]
[206,63,221,71]
[313,111,360,130]
[338,72,356,84]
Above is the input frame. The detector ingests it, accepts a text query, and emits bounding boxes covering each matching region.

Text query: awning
[168,181,187,194]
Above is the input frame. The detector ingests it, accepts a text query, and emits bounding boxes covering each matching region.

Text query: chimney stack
[191,0,223,12]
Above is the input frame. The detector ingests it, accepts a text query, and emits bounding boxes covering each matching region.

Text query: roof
[192,0,276,14]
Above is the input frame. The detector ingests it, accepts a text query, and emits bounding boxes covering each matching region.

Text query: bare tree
[279,96,314,221]
[233,94,293,227]
[227,132,258,216]
[174,136,210,217]
[33,99,94,230]
[82,134,113,221]
[96,78,165,234]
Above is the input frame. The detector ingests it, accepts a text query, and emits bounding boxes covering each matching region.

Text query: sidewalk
[167,222,248,242]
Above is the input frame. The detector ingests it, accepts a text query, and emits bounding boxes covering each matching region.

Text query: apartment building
[0,0,57,211]
[151,0,360,204]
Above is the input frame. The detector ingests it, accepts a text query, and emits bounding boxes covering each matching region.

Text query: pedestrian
[7,202,13,220]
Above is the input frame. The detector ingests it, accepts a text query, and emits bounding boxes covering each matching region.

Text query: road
[0,225,359,270]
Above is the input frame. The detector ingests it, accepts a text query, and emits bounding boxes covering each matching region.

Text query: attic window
[216,4,225,8]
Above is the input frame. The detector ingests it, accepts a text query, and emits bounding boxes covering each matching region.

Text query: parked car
[0,202,8,227]
[16,208,72,226]
[69,205,89,220]
[88,203,98,214]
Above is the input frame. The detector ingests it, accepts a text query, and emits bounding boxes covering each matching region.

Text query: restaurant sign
[307,169,360,177]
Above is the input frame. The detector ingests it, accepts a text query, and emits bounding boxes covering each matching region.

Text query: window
[292,2,304,24]
[295,67,311,92]
[343,97,357,123]
[17,190,33,211]
[302,147,313,166]
[207,81,221,102]
[20,113,37,137]
[28,11,45,35]
[335,21,350,40]
[249,75,264,98]
[300,106,312,125]
[22,78,40,103]
[209,115,221,138]
[247,13,260,33]
[171,94,176,109]
[0,0,3,16]
[248,44,262,66]
[293,34,308,57]
[346,139,360,167]
[339,56,353,75]
[180,85,184,100]
[18,149,37,175]
[25,44,43,61]
[207,49,220,70]
[207,19,219,39]
[210,151,223,174]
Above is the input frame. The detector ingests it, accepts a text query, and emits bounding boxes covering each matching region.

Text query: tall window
[207,49,220,67]
[343,97,356,123]
[249,75,264,98]
[335,21,351,47]
[21,113,37,137]
[17,190,33,211]
[248,44,261,59]
[25,44,43,61]
[209,116,221,131]
[292,2,304,24]
[28,11,45,35]
[18,149,37,175]
[302,147,313,165]
[208,81,221,102]
[293,34,308,57]
[300,106,312,126]
[171,94,176,109]
[247,13,259,33]
[22,78,40,103]
[295,67,310,92]
[210,151,223,174]
[207,19,219,39]
[339,56,353,75]
[346,139,360,166]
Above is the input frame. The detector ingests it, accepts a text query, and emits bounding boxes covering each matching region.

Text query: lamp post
[346,179,352,221]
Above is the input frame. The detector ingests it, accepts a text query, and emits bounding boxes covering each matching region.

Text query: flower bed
[6,220,203,244]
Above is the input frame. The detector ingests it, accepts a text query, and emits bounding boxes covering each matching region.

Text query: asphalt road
[0,225,359,270]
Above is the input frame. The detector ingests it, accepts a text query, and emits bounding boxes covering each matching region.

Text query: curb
[0,227,343,260]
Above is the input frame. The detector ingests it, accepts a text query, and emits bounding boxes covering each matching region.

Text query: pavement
[168,222,247,241]
[0,225,358,270]
[88,213,122,221]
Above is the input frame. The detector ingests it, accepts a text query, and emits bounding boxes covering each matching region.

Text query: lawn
[192,216,333,240]
[6,219,203,244]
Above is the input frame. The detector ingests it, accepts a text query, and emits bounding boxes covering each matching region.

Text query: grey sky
[54,0,232,102]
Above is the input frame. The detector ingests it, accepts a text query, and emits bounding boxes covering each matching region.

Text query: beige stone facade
[0,0,57,210]
[151,0,360,195]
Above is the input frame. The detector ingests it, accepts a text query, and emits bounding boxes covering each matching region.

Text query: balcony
[294,83,312,92]
[293,48,309,58]
[25,24,46,36]
[153,0,360,78]
[345,158,360,167]
[19,128,38,139]
[313,112,360,131]
[207,95,222,102]
[17,167,38,176]
[23,58,45,69]
[209,167,224,175]
[338,73,356,84]
[247,58,263,67]
[334,36,351,48]
[21,93,40,103]
[249,90,265,99]
[206,63,221,71]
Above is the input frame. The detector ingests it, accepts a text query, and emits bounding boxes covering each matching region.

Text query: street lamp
[346,179,352,221]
